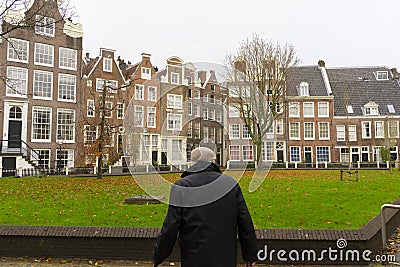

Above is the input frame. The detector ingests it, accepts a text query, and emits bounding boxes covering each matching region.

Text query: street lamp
[56,134,64,175]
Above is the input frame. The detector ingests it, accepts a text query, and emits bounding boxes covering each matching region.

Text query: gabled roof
[327,67,400,116]
[286,66,330,97]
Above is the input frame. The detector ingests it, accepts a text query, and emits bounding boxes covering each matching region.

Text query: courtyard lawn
[0,170,399,229]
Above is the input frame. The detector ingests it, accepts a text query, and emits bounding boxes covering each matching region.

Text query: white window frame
[290,146,301,162]
[117,103,125,120]
[318,122,330,140]
[388,121,399,138]
[318,102,329,117]
[289,122,300,140]
[56,109,75,143]
[167,94,182,109]
[229,104,240,118]
[167,113,182,131]
[6,66,28,97]
[58,74,76,102]
[362,121,371,139]
[304,122,315,140]
[303,102,314,118]
[171,72,179,84]
[141,67,151,80]
[376,71,389,80]
[32,106,52,142]
[147,107,157,128]
[148,86,157,102]
[375,121,384,138]
[34,43,54,67]
[33,70,53,100]
[87,100,95,117]
[337,125,345,141]
[316,146,330,163]
[135,84,144,100]
[134,105,144,127]
[229,145,241,161]
[348,125,357,141]
[276,120,284,135]
[103,57,112,72]
[299,82,309,96]
[7,38,29,63]
[242,145,254,161]
[229,124,240,140]
[242,125,251,139]
[289,102,300,118]
[59,47,77,70]
[35,15,55,37]
[84,125,98,145]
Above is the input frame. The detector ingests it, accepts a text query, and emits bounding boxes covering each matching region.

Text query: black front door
[277,151,284,162]
[8,121,22,149]
[161,152,167,165]
[2,157,16,177]
[152,151,158,165]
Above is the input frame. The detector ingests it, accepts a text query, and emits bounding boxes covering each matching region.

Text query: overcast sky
[73,0,400,70]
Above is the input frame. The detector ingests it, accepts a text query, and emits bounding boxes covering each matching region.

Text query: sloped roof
[286,66,329,97]
[327,67,400,116]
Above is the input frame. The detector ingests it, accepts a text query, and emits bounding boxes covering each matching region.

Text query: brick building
[0,0,83,175]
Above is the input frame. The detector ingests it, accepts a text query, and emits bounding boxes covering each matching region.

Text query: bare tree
[225,34,300,165]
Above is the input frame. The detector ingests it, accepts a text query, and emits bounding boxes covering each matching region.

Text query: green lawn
[0,170,399,229]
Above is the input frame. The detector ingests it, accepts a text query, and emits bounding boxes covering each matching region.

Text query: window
[388,121,399,138]
[58,74,76,102]
[37,150,50,169]
[188,102,192,115]
[348,125,357,141]
[134,105,144,127]
[376,71,388,80]
[318,102,329,117]
[32,107,51,141]
[337,125,345,141]
[194,104,200,117]
[209,109,215,120]
[216,111,222,122]
[319,122,330,140]
[117,103,124,119]
[57,109,75,143]
[347,105,354,114]
[229,104,240,117]
[362,121,371,139]
[171,72,179,84]
[361,147,369,162]
[229,146,240,161]
[193,122,200,138]
[210,127,216,141]
[59,47,77,70]
[167,114,182,131]
[203,108,209,120]
[203,126,209,139]
[210,84,215,92]
[9,106,22,119]
[365,106,379,116]
[34,43,54,66]
[388,105,396,114]
[303,102,314,117]
[8,38,29,63]
[103,58,112,72]
[316,147,330,162]
[135,85,144,100]
[290,147,300,162]
[304,122,315,140]
[375,121,384,138]
[56,149,74,168]
[187,121,193,137]
[229,124,240,139]
[263,142,274,161]
[210,95,215,104]
[276,120,283,135]
[340,148,349,163]
[289,122,300,140]
[217,128,222,144]
[289,102,300,117]
[87,100,95,117]
[148,86,157,102]
[299,82,309,96]
[35,15,55,36]
[84,125,97,144]
[204,93,209,102]
[373,147,382,162]
[171,140,182,160]
[33,70,53,99]
[167,94,183,109]
[242,125,251,139]
[6,66,28,96]
[242,145,254,161]
[194,90,200,99]
[147,107,156,128]
[104,101,113,118]
[141,67,151,80]
[229,87,239,98]
[96,79,118,93]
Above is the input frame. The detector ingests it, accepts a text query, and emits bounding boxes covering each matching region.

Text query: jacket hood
[181,161,222,178]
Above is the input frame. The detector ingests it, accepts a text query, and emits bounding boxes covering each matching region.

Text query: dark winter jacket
[153,161,258,267]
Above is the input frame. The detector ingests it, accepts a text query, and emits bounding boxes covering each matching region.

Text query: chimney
[119,59,127,71]
[234,60,246,73]
[210,70,215,76]
[142,53,151,61]
[84,52,90,63]
[391,68,399,80]
[198,70,207,84]
[318,60,326,68]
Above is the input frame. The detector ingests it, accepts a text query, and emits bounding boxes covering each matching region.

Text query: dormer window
[388,105,396,114]
[376,71,388,81]
[347,105,354,114]
[103,58,112,72]
[363,102,379,116]
[141,67,151,80]
[299,82,309,96]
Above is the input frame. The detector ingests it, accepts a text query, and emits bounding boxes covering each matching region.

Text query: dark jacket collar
[181,161,222,178]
